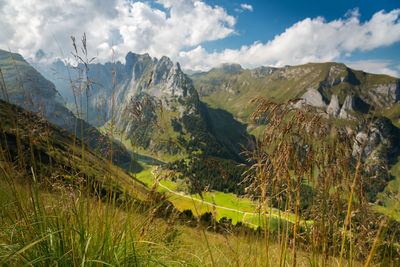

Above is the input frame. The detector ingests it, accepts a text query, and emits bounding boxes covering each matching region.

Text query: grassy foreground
[1,42,399,266]
[0,178,363,266]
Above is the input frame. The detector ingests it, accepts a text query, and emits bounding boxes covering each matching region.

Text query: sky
[0,0,399,77]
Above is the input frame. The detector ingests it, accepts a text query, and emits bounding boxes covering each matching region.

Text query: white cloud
[346,60,399,78]
[240,4,253,12]
[0,1,399,77]
[0,0,235,63]
[178,9,400,74]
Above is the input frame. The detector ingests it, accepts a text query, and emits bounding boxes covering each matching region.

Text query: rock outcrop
[112,53,198,134]
[296,88,327,108]
[324,65,349,87]
[327,94,340,117]
[250,66,277,78]
[339,95,355,119]
[368,81,400,107]
[352,118,399,160]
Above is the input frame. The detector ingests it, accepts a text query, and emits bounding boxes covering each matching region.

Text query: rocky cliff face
[368,81,400,107]
[295,88,327,109]
[38,52,200,132]
[99,53,199,135]
[296,89,358,119]
[338,95,355,119]
[40,52,247,160]
[327,94,340,116]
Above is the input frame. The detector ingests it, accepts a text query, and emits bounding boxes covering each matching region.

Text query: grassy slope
[134,163,298,228]
[0,99,148,200]
[0,179,344,266]
[193,62,398,122]
[0,49,57,97]
[0,100,343,266]
[193,62,400,216]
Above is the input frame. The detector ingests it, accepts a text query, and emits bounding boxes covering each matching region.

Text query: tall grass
[0,39,188,266]
[0,169,184,266]
[241,97,400,266]
[1,35,400,266]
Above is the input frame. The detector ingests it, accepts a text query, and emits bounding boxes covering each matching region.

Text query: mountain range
[2,48,400,210]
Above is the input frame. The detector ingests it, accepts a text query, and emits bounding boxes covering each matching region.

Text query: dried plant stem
[292,177,301,267]
[190,196,216,267]
[364,190,400,266]
[339,121,371,267]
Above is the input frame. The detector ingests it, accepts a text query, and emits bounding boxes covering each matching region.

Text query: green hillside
[193,62,399,122]
[192,62,400,214]
[0,49,136,168]
[0,98,148,200]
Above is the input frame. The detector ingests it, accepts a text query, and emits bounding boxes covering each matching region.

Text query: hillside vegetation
[2,43,400,266]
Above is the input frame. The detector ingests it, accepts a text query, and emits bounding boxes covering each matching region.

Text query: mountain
[39,53,250,162]
[31,51,400,207]
[0,49,133,167]
[193,62,399,119]
[0,98,148,199]
[191,62,400,205]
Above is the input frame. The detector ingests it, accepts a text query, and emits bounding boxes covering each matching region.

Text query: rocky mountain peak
[124,52,154,81]
[324,64,349,87]
[152,56,175,85]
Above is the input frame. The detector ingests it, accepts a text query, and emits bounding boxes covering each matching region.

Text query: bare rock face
[368,81,400,107]
[325,65,348,87]
[339,95,355,119]
[352,118,397,160]
[327,94,340,117]
[296,88,327,108]
[352,130,383,159]
[250,66,277,78]
[107,53,199,134]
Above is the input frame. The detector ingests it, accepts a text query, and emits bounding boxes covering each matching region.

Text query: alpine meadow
[1,0,400,266]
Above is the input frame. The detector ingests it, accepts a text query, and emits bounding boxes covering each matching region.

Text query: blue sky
[200,0,400,76]
[202,1,399,51]
[0,0,399,76]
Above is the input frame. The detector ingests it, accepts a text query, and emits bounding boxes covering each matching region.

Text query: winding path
[152,167,297,226]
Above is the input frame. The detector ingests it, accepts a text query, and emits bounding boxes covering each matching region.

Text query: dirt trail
[152,167,296,226]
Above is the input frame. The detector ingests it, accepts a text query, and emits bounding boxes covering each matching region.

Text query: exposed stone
[321,65,348,87]
[352,131,380,159]
[111,54,199,134]
[368,82,400,107]
[250,66,277,78]
[352,118,397,160]
[339,95,355,119]
[327,94,340,117]
[164,62,189,97]
[152,56,173,84]
[295,88,327,108]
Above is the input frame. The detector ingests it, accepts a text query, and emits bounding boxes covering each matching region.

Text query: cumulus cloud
[240,4,253,12]
[0,0,235,63]
[0,1,399,77]
[346,60,399,78]
[235,3,253,13]
[178,9,400,72]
